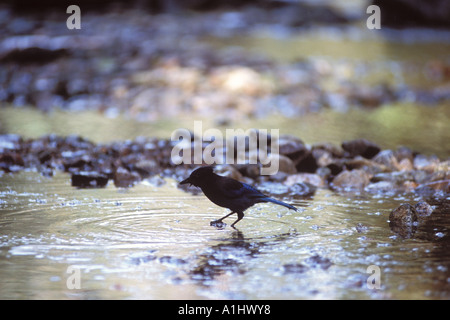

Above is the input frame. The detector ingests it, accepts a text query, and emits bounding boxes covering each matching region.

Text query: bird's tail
[265,197,297,211]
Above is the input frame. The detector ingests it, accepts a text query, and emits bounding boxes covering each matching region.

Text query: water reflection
[189,229,298,286]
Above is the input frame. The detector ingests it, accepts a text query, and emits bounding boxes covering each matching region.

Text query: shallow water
[1,170,449,299]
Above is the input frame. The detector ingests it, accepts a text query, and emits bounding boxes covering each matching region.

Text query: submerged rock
[389,203,418,238]
[71,171,109,188]
[415,201,434,218]
[389,203,418,225]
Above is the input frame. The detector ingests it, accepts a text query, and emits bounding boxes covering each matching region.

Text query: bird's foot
[210,220,226,229]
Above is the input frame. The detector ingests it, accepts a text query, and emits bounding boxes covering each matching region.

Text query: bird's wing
[218,178,266,200]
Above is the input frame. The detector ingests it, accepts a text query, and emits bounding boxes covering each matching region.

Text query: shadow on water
[189,229,298,286]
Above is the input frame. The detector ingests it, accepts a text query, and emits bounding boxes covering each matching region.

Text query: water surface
[1,171,449,299]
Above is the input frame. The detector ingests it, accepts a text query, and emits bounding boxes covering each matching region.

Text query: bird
[179,166,297,228]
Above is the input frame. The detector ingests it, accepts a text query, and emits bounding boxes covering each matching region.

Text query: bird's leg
[210,211,235,227]
[230,212,244,229]
[215,211,235,223]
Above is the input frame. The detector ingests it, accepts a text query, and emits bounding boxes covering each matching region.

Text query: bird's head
[179,166,215,187]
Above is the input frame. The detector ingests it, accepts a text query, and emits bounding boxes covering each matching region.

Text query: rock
[413,154,440,172]
[389,203,418,225]
[331,169,371,191]
[365,181,396,194]
[234,163,260,179]
[415,201,433,218]
[278,136,308,160]
[419,179,450,193]
[71,171,109,188]
[288,182,316,197]
[272,154,297,174]
[341,139,381,159]
[397,158,413,171]
[344,156,386,174]
[389,203,418,238]
[215,164,243,181]
[394,146,414,163]
[284,173,326,188]
[311,142,344,158]
[372,150,400,171]
[0,47,68,65]
[259,153,296,175]
[113,166,141,188]
[295,152,318,173]
[311,148,335,167]
[373,0,450,28]
[0,152,24,172]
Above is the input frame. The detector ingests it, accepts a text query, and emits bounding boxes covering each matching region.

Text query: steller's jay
[180,166,297,228]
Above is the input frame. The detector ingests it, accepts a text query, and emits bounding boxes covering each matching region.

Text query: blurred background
[0,0,449,154]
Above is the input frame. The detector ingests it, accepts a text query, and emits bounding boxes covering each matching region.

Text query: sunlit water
[1,170,449,299]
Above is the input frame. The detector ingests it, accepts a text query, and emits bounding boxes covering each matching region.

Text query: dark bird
[180,166,297,228]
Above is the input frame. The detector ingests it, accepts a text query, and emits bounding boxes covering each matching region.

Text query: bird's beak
[179,177,191,185]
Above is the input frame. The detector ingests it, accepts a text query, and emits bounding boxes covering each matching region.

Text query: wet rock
[288,182,317,197]
[269,154,297,174]
[113,166,141,188]
[0,47,68,64]
[389,203,418,238]
[341,139,381,159]
[71,171,109,188]
[413,154,441,172]
[0,152,24,172]
[372,150,400,171]
[284,173,326,188]
[256,181,290,196]
[311,147,336,167]
[132,159,159,178]
[373,0,450,28]
[235,163,260,179]
[295,152,318,173]
[418,179,450,193]
[394,146,415,163]
[365,181,396,194]
[343,156,386,175]
[389,203,418,225]
[326,162,344,177]
[278,136,308,160]
[312,142,344,159]
[415,201,434,218]
[397,158,414,171]
[331,169,371,191]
